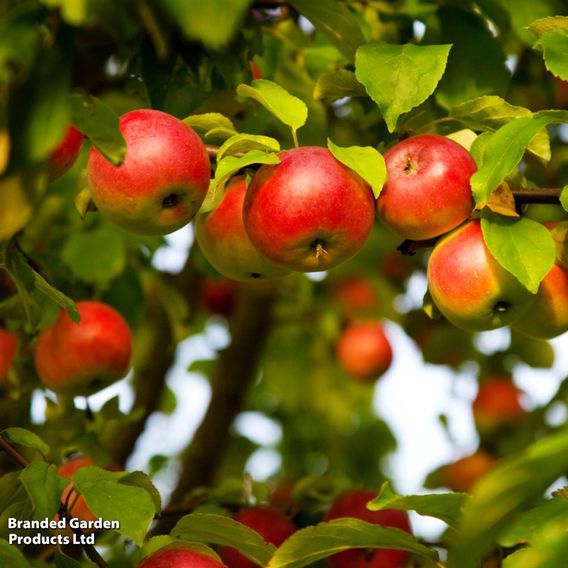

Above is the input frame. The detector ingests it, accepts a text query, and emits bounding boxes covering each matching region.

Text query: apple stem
[292,128,299,148]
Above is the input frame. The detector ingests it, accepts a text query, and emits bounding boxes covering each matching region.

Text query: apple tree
[1,0,568,566]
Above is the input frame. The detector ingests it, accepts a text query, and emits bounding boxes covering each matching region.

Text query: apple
[427,220,536,332]
[331,276,378,319]
[441,451,495,493]
[324,490,412,568]
[0,329,19,387]
[48,125,84,182]
[34,301,132,396]
[138,543,226,568]
[473,376,525,433]
[377,134,476,240]
[243,146,375,272]
[58,455,98,522]
[219,506,296,568]
[195,176,290,281]
[336,322,392,382]
[88,109,210,235]
[201,278,238,317]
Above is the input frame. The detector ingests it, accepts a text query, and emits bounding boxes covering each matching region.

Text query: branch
[0,435,108,568]
[154,282,279,533]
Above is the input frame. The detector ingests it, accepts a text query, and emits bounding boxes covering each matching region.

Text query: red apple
[201,278,238,317]
[139,543,226,568]
[48,125,84,182]
[336,322,392,382]
[58,455,98,522]
[34,301,132,396]
[220,506,296,568]
[196,176,290,281]
[473,377,525,433]
[331,277,378,319]
[377,134,476,240]
[427,220,536,332]
[442,451,495,493]
[0,329,19,387]
[325,490,412,568]
[88,109,210,235]
[243,146,375,272]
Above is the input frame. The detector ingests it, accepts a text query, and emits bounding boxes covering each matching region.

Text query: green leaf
[267,519,438,568]
[528,16,568,39]
[287,0,365,60]
[1,428,49,456]
[54,550,89,568]
[470,110,568,205]
[159,0,251,49]
[369,481,468,527]
[0,539,30,568]
[73,467,157,546]
[355,43,452,132]
[327,139,385,198]
[69,93,126,165]
[183,113,237,139]
[498,499,568,547]
[447,428,568,568]
[536,30,568,81]
[560,185,568,212]
[62,224,127,288]
[313,70,366,102]
[449,96,550,162]
[509,332,555,369]
[171,513,275,567]
[20,462,68,521]
[217,134,280,161]
[481,211,555,293]
[236,80,308,143]
[119,471,162,514]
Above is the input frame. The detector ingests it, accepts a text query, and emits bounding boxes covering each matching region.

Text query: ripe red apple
[325,490,412,568]
[377,134,476,240]
[88,109,210,235]
[336,322,392,382]
[219,506,296,568]
[0,329,19,387]
[473,377,525,433]
[441,451,495,493]
[427,220,536,332]
[243,146,375,272]
[48,125,84,182]
[196,176,290,281]
[138,543,227,568]
[201,278,238,317]
[331,277,379,319]
[34,301,132,396]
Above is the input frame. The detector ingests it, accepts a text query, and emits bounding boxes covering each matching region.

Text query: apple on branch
[138,543,227,568]
[48,125,84,182]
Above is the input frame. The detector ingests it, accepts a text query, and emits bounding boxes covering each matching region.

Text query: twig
[0,435,29,468]
[512,188,562,204]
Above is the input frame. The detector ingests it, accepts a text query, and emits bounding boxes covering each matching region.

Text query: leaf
[509,332,555,369]
[481,211,555,293]
[0,539,30,568]
[266,519,438,568]
[120,471,162,514]
[485,183,518,217]
[470,110,568,205]
[369,481,468,527]
[171,513,275,567]
[20,462,68,521]
[55,550,90,568]
[560,185,568,213]
[236,80,308,143]
[446,129,478,151]
[73,467,157,546]
[183,113,237,138]
[1,428,49,456]
[536,30,568,81]
[549,220,568,269]
[69,93,126,165]
[355,43,452,132]
[313,70,366,102]
[159,0,251,50]
[327,139,385,198]
[217,134,280,161]
[528,16,568,39]
[287,0,365,60]
[447,428,568,568]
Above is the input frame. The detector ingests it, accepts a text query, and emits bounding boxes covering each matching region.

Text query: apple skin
[243,146,375,272]
[442,451,494,493]
[196,176,290,281]
[58,456,98,522]
[324,490,412,568]
[512,263,568,339]
[332,277,378,319]
[427,220,536,332]
[48,125,84,182]
[138,544,227,568]
[88,109,211,235]
[220,506,296,568]
[336,322,392,382]
[0,330,18,387]
[473,377,525,433]
[201,278,238,317]
[377,134,476,240]
[34,301,132,396]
